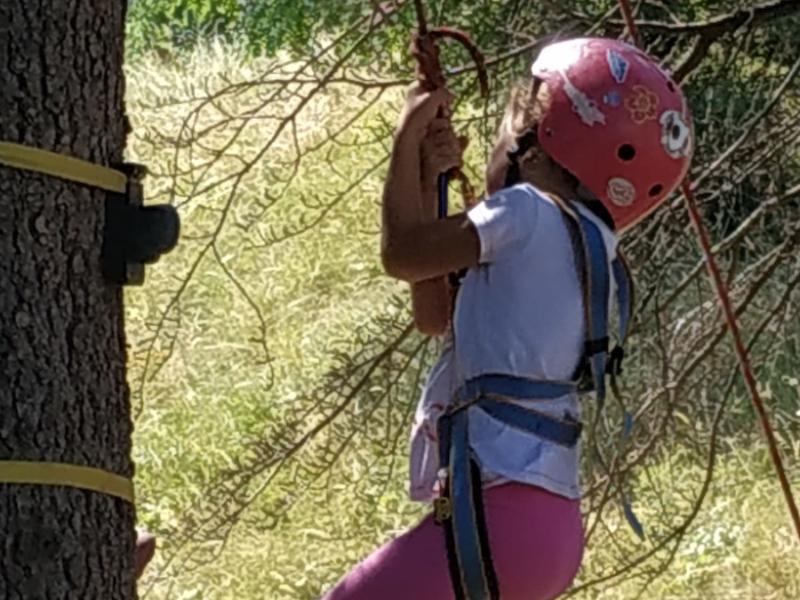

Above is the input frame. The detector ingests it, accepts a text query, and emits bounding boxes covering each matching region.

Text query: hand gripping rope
[411,0,489,218]
[0,141,180,504]
[615,0,800,543]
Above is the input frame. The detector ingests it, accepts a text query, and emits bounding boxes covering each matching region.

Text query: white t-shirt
[409,183,618,502]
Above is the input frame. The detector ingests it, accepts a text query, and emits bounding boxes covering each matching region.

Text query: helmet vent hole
[618,144,636,161]
[649,184,664,197]
[667,80,676,93]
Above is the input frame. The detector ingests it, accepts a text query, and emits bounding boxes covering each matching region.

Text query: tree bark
[0,2,136,598]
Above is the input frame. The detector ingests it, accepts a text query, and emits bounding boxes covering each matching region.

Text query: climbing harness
[615,0,800,543]
[407,6,650,597]
[434,209,633,600]
[0,141,179,504]
[436,378,580,600]
[573,211,632,408]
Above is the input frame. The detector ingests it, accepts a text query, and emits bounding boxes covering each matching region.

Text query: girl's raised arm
[381,86,480,286]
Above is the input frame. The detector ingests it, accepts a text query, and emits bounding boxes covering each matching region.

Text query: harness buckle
[584,336,609,357]
[434,467,452,523]
[434,496,453,523]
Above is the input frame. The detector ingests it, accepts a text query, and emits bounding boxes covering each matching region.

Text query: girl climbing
[323,37,692,600]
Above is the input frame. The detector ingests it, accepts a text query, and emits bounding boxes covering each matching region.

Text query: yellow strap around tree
[0,141,127,193]
[0,460,134,503]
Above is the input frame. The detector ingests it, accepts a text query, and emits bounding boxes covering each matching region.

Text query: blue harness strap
[612,252,633,343]
[436,208,638,600]
[448,410,493,599]
[607,251,633,378]
[457,374,579,404]
[438,172,450,218]
[575,214,611,407]
[573,214,636,403]
[576,217,644,539]
[437,377,579,600]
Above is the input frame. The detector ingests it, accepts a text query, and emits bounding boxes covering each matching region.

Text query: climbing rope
[616,0,800,543]
[411,0,489,216]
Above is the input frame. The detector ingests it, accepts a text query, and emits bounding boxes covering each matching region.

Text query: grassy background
[125,45,800,599]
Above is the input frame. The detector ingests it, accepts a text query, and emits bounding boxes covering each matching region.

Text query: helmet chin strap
[576,183,597,201]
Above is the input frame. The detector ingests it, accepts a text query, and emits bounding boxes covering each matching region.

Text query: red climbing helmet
[532,38,693,231]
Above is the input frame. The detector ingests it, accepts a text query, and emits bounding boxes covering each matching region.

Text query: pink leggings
[322,483,584,600]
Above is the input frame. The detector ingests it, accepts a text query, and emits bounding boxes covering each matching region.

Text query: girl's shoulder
[501,183,569,216]
[510,184,576,229]
[483,183,561,222]
[512,185,619,249]
[474,183,577,243]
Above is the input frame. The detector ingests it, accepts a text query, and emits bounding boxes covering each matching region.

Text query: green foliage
[127,0,242,56]
[126,0,579,65]
[127,0,396,59]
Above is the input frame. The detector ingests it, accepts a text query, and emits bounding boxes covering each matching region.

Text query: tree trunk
[0,2,136,598]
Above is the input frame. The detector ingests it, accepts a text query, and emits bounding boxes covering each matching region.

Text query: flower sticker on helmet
[607,177,637,207]
[625,85,660,124]
[660,110,692,159]
[607,49,629,84]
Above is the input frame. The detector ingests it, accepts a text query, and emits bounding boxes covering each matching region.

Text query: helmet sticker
[625,85,660,124]
[561,72,606,127]
[603,90,622,107]
[607,177,637,207]
[660,110,692,159]
[607,50,629,84]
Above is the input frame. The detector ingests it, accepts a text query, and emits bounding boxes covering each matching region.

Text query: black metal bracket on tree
[101,163,180,286]
[0,141,180,287]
